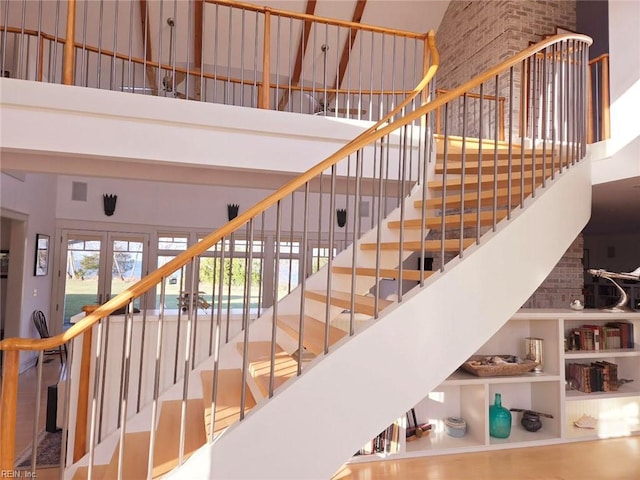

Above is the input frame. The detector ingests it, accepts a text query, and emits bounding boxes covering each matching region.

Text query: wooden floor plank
[151,398,207,477]
[200,369,256,441]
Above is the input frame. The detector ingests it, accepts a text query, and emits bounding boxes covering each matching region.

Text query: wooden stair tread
[234,341,285,363]
[332,266,435,281]
[427,171,548,190]
[103,431,151,480]
[435,159,550,174]
[72,464,109,480]
[435,150,559,163]
[434,134,521,152]
[248,352,300,397]
[277,315,347,355]
[387,210,508,229]
[415,186,533,210]
[305,290,392,316]
[152,398,207,477]
[200,369,256,441]
[360,238,474,252]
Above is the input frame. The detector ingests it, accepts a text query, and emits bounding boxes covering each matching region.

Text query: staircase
[70,130,592,480]
[0,29,594,480]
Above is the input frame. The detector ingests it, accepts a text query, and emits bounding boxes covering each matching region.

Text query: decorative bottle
[489,393,512,438]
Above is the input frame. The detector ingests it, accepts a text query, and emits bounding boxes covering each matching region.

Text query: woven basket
[461,355,538,377]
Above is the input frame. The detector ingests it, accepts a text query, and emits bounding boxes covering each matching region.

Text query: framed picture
[0,250,8,278]
[34,234,50,276]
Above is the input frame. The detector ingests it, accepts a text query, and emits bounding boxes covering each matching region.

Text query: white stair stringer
[167,159,591,480]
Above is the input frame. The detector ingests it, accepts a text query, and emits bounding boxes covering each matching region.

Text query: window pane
[158,236,188,251]
[156,255,182,309]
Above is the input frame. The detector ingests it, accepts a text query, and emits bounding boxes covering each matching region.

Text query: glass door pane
[62,234,105,328]
[106,235,147,311]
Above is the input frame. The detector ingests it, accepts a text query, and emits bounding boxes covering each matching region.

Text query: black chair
[31,310,66,365]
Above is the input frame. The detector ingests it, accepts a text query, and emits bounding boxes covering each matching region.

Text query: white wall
[591,0,640,184]
[0,172,57,371]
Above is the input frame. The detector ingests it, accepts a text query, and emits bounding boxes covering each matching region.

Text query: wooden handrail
[0,33,592,355]
[204,0,425,38]
[0,30,438,354]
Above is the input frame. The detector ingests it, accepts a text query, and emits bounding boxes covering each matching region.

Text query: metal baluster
[88,320,105,480]
[95,0,104,88]
[541,47,548,188]
[258,211,265,317]
[460,93,468,255]
[297,183,310,375]
[179,258,198,467]
[493,74,499,230]
[288,192,295,294]
[146,279,167,479]
[317,170,324,272]
[325,165,336,353]
[2,1,10,77]
[60,340,74,472]
[225,6,232,104]
[17,0,25,79]
[441,102,449,270]
[476,84,483,244]
[225,236,234,342]
[270,202,282,396]
[240,8,246,106]
[29,351,44,470]
[240,221,254,415]
[350,154,362,328]
[213,3,219,102]
[209,240,226,438]
[116,305,136,480]
[136,297,148,413]
[35,0,42,82]
[550,44,557,179]
[274,15,281,109]
[507,66,514,218]
[368,30,374,121]
[97,316,110,441]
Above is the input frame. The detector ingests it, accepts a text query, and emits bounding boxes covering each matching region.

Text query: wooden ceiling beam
[277,0,317,111]
[328,0,367,104]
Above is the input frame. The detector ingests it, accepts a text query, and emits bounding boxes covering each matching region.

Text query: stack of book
[568,322,634,351]
[567,360,619,393]
[354,420,401,456]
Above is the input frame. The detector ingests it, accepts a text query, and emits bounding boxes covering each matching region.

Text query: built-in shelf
[349,309,640,462]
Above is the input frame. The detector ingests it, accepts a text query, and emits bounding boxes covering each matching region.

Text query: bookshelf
[349,309,640,462]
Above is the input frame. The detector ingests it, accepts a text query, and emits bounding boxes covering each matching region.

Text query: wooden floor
[331,436,640,480]
[10,362,640,480]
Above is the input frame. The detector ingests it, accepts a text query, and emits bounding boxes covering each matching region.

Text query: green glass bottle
[489,393,512,438]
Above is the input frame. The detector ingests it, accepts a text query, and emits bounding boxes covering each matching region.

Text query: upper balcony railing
[0,0,431,122]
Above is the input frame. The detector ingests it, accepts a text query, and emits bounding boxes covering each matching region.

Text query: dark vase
[489,393,512,438]
[521,410,543,432]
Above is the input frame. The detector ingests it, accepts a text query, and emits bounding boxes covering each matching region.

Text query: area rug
[15,430,62,468]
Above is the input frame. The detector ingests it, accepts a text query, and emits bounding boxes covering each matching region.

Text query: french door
[56,230,149,329]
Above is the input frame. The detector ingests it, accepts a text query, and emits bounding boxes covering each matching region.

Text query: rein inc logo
[1,471,36,478]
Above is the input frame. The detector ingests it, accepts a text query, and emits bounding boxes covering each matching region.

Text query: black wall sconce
[336,208,347,228]
[103,194,117,216]
[227,203,240,221]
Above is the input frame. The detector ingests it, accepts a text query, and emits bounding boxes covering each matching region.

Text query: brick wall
[521,235,585,308]
[435,1,583,309]
[435,0,577,137]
